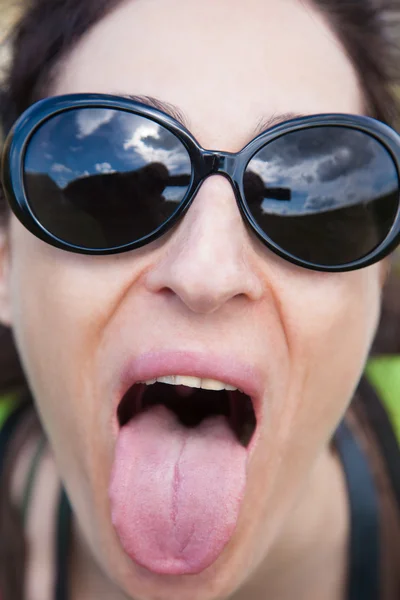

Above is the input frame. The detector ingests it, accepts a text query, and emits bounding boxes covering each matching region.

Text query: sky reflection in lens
[25,108,192,197]
[23,111,400,262]
[245,126,398,216]
[243,126,399,265]
[23,109,192,247]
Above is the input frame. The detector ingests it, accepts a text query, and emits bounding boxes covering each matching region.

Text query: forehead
[54,0,363,150]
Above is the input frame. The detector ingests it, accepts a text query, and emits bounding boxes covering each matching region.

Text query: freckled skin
[0,0,386,599]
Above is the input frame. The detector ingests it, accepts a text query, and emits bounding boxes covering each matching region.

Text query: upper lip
[112,349,264,430]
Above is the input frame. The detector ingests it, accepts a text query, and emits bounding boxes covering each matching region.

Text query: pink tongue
[109,404,247,575]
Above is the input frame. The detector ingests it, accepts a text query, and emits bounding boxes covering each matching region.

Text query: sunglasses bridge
[203,151,238,180]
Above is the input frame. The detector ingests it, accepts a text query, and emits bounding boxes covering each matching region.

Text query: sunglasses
[2,93,400,272]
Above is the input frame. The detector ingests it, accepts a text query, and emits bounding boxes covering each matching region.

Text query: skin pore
[0,0,388,598]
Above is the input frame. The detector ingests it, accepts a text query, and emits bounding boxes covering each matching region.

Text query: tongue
[109,404,247,575]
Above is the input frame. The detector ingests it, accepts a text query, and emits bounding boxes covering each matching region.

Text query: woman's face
[0,0,385,598]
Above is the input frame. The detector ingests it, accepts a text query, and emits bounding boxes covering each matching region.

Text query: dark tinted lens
[244,126,399,266]
[24,108,192,248]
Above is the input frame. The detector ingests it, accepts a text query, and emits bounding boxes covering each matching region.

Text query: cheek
[262,263,381,486]
[285,267,380,401]
[6,221,142,473]
[239,264,382,568]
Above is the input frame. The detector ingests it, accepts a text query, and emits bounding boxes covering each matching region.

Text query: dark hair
[0,1,400,597]
[0,0,124,397]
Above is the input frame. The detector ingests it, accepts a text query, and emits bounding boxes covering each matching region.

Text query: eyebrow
[122,94,190,128]
[253,112,305,135]
[122,93,304,136]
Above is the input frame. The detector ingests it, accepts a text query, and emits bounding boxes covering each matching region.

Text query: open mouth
[117,376,257,448]
[111,372,259,575]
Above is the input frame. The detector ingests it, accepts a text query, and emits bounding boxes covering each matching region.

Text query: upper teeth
[140,375,237,392]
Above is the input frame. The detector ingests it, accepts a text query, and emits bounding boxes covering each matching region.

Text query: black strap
[22,434,47,525]
[0,400,30,479]
[358,377,400,510]
[55,487,72,600]
[334,419,380,600]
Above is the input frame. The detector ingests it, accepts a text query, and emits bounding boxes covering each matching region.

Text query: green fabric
[0,392,19,429]
[366,355,400,445]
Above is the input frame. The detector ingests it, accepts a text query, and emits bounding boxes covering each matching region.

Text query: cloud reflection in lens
[244,127,399,266]
[23,108,192,248]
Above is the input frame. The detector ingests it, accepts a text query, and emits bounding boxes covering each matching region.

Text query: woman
[0,0,399,598]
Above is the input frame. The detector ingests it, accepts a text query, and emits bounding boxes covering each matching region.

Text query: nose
[145,176,263,314]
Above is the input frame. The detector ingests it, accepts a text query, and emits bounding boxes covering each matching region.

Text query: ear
[0,222,13,327]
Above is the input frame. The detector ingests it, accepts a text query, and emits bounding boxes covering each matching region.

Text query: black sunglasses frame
[2,93,400,272]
